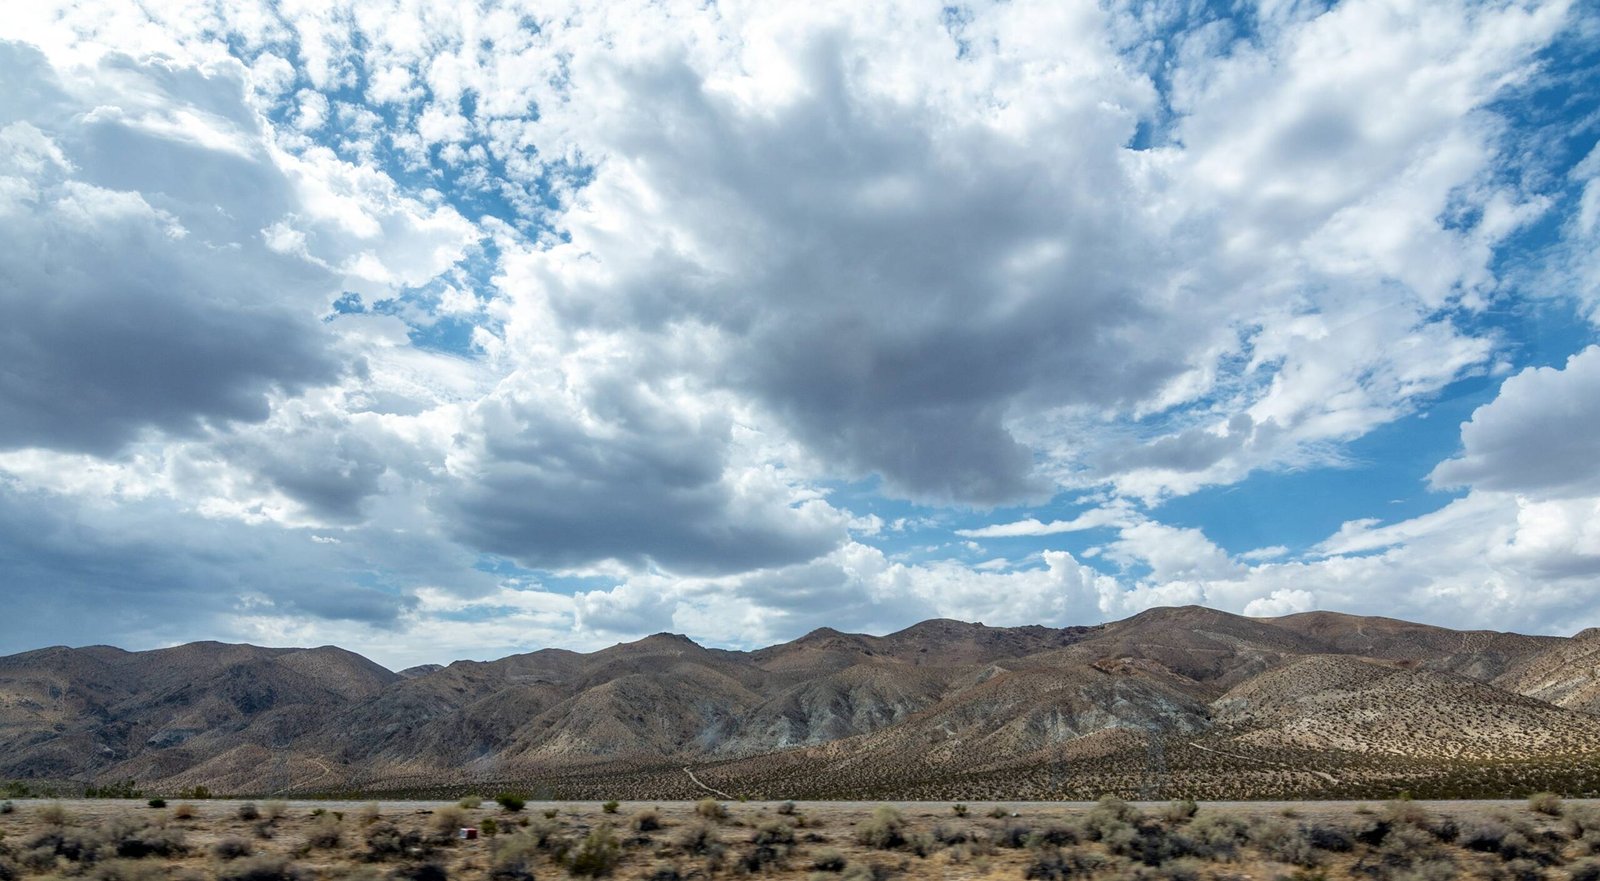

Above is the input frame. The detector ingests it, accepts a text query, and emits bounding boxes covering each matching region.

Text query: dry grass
[2,798,1596,880]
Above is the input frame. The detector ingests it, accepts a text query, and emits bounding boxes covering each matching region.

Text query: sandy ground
[3,796,1593,879]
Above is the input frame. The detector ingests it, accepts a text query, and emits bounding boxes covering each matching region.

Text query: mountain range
[4,605,1600,800]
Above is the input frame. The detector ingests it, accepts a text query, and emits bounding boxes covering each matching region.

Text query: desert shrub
[262,800,287,821]
[495,794,526,813]
[631,809,661,833]
[489,832,540,881]
[0,801,12,814]
[1368,825,1457,881]
[644,865,683,881]
[988,806,1012,819]
[1568,804,1600,837]
[736,842,786,873]
[1162,800,1198,824]
[694,799,727,822]
[147,799,166,809]
[306,815,342,849]
[38,803,70,826]
[459,796,483,809]
[110,821,186,859]
[24,827,104,866]
[1096,795,1139,822]
[1351,816,1391,847]
[218,856,306,881]
[0,856,16,881]
[1424,815,1460,843]
[906,831,939,858]
[997,821,1035,848]
[1081,799,1136,843]
[1247,818,1317,867]
[431,805,468,838]
[675,822,723,857]
[568,826,621,878]
[1570,858,1600,881]
[1304,823,1353,852]
[1492,858,1547,881]
[776,801,796,816]
[480,817,499,837]
[358,803,381,825]
[1461,817,1516,853]
[89,859,169,881]
[171,803,197,820]
[837,863,891,881]
[1383,800,1430,827]
[1528,792,1563,816]
[1025,847,1107,880]
[952,803,968,817]
[542,809,559,819]
[854,806,906,850]
[810,848,846,872]
[752,820,795,847]
[214,837,253,861]
[363,823,428,861]
[519,819,569,853]
[1188,812,1247,860]
[931,822,970,845]
[389,867,445,881]
[1028,822,1080,848]
[237,803,261,822]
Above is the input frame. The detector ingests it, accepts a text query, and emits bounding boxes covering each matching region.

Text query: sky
[0,0,1597,670]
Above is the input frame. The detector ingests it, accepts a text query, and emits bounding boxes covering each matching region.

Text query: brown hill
[4,606,1599,800]
[1495,627,1600,713]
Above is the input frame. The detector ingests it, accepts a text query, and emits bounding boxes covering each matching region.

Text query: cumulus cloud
[0,0,1595,663]
[0,43,340,454]
[443,363,848,575]
[1430,346,1600,498]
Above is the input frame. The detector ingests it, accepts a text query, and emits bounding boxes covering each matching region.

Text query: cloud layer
[0,0,1595,668]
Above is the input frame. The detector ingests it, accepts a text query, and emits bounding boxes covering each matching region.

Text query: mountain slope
[3,606,1599,799]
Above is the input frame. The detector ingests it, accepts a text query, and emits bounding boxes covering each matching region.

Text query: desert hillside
[3,606,1598,800]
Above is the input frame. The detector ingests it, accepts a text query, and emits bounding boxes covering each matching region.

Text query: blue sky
[1,0,1598,668]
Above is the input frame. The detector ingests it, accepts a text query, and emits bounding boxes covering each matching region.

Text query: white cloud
[1430,346,1600,498]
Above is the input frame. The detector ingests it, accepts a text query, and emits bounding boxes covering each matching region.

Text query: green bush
[237,803,261,821]
[146,799,166,809]
[951,803,968,817]
[602,800,620,814]
[496,794,526,813]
